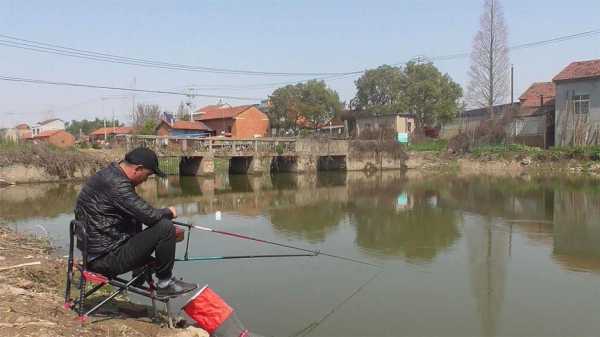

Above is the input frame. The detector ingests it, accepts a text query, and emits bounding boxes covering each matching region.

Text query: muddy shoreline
[0,225,207,337]
[405,151,600,178]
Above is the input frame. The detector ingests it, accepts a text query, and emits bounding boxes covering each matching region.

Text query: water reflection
[269,201,344,243]
[348,177,460,261]
[552,186,600,272]
[0,183,79,221]
[465,219,509,337]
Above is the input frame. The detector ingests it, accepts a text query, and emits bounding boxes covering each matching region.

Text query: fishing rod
[173,220,380,268]
[176,253,316,262]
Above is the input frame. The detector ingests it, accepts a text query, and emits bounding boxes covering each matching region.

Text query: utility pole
[131,77,136,125]
[510,65,514,106]
[186,88,195,121]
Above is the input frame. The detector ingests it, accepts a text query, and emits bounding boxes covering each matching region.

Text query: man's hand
[168,206,177,218]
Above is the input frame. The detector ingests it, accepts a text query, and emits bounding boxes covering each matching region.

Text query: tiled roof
[89,127,134,136]
[39,118,63,125]
[160,120,211,131]
[15,123,30,129]
[553,59,600,82]
[35,130,63,138]
[519,82,555,107]
[462,103,519,118]
[194,105,253,121]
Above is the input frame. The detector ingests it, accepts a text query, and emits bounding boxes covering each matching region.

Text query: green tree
[404,61,463,128]
[352,63,462,129]
[351,64,407,115]
[140,119,158,135]
[65,118,122,137]
[298,80,343,130]
[269,80,342,133]
[268,84,302,134]
[133,103,161,133]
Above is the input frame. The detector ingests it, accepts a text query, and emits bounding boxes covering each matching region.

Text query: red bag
[183,286,254,337]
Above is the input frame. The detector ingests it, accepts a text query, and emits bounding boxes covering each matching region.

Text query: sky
[1,0,600,128]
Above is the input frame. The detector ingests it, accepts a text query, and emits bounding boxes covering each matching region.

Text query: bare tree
[133,103,161,133]
[467,0,510,119]
[176,101,191,121]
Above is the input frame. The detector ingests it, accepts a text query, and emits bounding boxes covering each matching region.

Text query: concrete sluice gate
[167,154,350,176]
[271,156,297,173]
[317,155,347,171]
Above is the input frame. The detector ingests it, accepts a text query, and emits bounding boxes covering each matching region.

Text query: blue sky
[2,0,600,128]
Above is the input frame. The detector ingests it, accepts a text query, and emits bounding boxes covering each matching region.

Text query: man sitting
[74,147,196,297]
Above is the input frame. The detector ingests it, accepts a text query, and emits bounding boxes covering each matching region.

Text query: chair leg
[77,271,87,320]
[166,300,174,329]
[148,278,158,318]
[64,266,73,308]
[70,282,106,309]
[83,270,146,318]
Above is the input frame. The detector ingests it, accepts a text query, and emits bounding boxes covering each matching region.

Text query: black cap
[124,147,166,177]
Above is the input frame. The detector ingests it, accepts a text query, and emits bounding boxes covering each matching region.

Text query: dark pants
[88,218,175,280]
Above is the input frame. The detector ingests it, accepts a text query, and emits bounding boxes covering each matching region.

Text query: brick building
[194,104,269,138]
[89,127,134,143]
[29,130,75,148]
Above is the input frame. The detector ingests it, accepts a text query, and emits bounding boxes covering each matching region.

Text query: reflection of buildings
[552,188,600,272]
[348,177,460,261]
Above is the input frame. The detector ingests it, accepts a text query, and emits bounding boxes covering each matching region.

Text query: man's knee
[155,218,175,238]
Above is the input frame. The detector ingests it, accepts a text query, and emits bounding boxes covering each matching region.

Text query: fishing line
[289,269,384,337]
[173,220,380,268]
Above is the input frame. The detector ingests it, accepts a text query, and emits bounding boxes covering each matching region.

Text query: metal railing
[124,135,297,156]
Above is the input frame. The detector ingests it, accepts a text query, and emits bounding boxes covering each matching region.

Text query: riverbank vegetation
[409,137,600,162]
[0,142,109,182]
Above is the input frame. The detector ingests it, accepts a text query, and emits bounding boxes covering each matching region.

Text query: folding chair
[64,219,175,325]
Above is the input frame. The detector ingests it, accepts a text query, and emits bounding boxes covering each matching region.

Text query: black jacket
[74,162,173,256]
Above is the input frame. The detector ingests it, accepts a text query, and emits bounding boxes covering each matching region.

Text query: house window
[407,122,412,133]
[573,94,590,115]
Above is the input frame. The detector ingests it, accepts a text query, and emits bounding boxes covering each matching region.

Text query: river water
[2,172,600,337]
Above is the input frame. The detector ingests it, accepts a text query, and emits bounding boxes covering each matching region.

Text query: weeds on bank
[0,142,108,178]
[407,139,448,152]
[470,143,600,162]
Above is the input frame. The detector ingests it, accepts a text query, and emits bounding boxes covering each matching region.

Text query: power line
[0,75,263,101]
[0,34,360,77]
[1,28,600,81]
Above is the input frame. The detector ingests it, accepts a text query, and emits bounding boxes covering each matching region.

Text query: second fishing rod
[172,220,380,268]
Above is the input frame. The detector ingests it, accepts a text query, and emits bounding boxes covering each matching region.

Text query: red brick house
[193,104,269,138]
[89,127,134,143]
[156,120,212,138]
[28,130,75,148]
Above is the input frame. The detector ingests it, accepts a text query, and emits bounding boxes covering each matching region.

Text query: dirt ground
[0,226,207,337]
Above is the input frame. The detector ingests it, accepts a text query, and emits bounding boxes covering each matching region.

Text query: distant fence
[123,135,298,156]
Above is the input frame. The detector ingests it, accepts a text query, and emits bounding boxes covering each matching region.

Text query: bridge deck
[125,135,348,157]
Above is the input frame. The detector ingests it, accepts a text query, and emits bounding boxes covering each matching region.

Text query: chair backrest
[70,219,89,268]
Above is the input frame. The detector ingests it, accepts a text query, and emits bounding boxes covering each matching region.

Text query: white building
[31,118,65,137]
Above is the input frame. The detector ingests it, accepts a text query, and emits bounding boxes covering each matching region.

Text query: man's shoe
[156,278,198,297]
